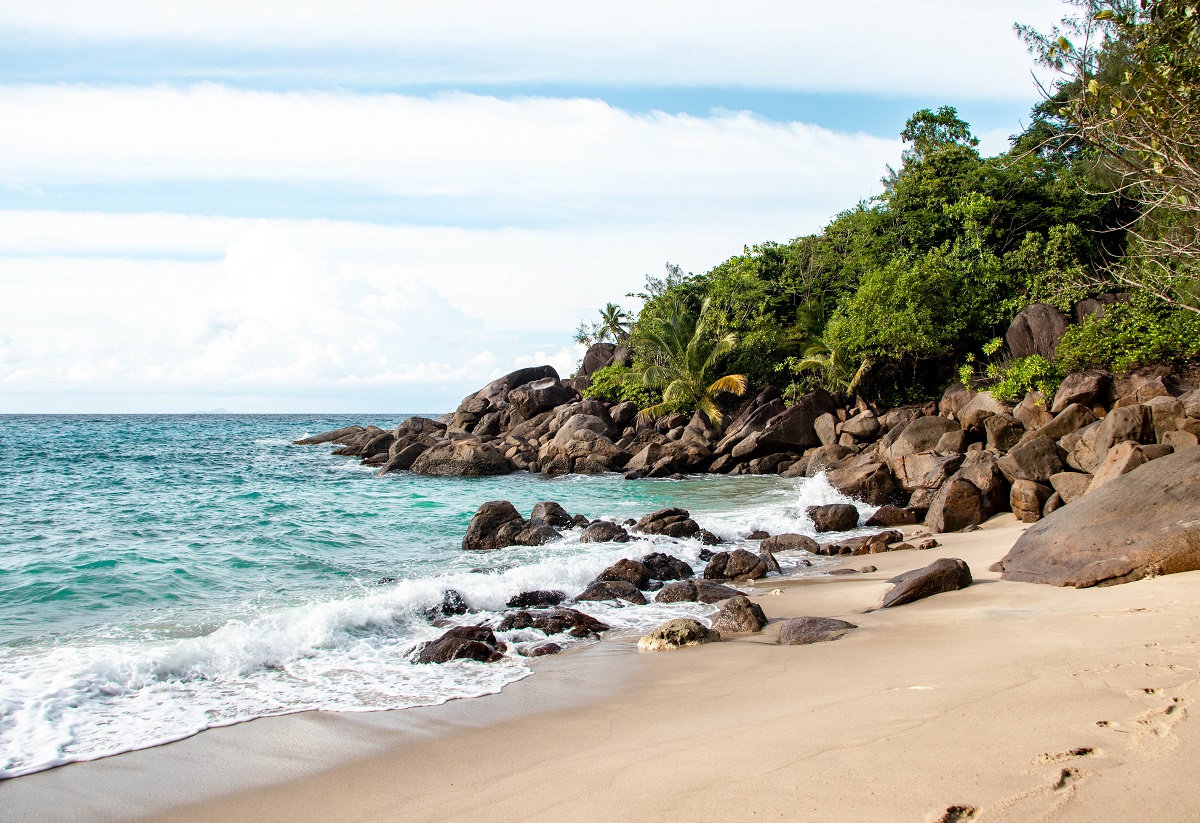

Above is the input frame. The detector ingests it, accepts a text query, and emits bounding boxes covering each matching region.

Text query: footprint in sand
[1030,747,1096,765]
[983,766,1089,822]
[1127,698,1189,759]
[925,806,978,823]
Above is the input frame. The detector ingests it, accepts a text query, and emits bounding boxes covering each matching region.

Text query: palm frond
[707,373,748,397]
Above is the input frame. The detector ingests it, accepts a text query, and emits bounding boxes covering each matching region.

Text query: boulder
[924,478,985,533]
[655,579,741,603]
[641,552,694,581]
[462,501,526,550]
[939,382,976,419]
[754,389,839,452]
[465,365,559,410]
[1052,371,1112,414]
[711,595,768,633]
[1049,471,1093,504]
[1026,403,1098,445]
[415,625,507,664]
[983,415,1025,452]
[1084,441,1148,495]
[958,392,1012,431]
[1006,303,1069,360]
[412,441,512,477]
[574,580,647,605]
[898,451,965,492]
[777,617,857,645]
[294,425,365,446]
[825,462,897,506]
[997,436,1064,483]
[609,400,638,429]
[592,559,651,590]
[714,387,785,454]
[579,520,631,543]
[761,533,820,553]
[637,618,720,651]
[375,441,431,475]
[887,416,961,461]
[1061,421,1106,474]
[1010,479,1053,523]
[497,608,610,637]
[814,413,839,447]
[1014,391,1054,430]
[880,558,972,608]
[864,506,926,527]
[842,411,881,440]
[954,452,1010,518]
[996,447,1200,587]
[508,377,574,420]
[506,590,566,609]
[807,504,860,533]
[529,501,574,529]
[634,507,700,538]
[935,429,969,454]
[805,444,855,477]
[1099,405,1153,451]
[703,549,769,582]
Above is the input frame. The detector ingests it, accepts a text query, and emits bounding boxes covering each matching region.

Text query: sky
[0,1,1069,413]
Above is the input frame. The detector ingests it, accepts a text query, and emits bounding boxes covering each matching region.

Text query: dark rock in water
[641,552,694,581]
[698,529,722,545]
[424,589,470,619]
[377,576,396,585]
[711,595,767,633]
[703,549,768,582]
[825,462,897,506]
[579,520,630,543]
[864,505,925,528]
[807,503,859,533]
[655,579,740,603]
[415,625,507,664]
[572,514,591,528]
[293,425,364,446]
[637,618,720,651]
[759,550,781,575]
[575,580,647,604]
[462,501,526,551]
[777,616,857,645]
[412,441,512,477]
[880,558,972,608]
[761,533,819,553]
[497,607,610,637]
[529,501,574,529]
[634,507,700,538]
[698,548,716,561]
[623,469,647,481]
[506,590,566,609]
[997,446,1200,587]
[526,642,562,657]
[592,558,651,589]
[746,529,770,540]
[376,441,430,475]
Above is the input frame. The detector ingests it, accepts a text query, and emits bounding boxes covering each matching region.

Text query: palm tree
[793,337,872,396]
[597,302,631,343]
[635,298,748,426]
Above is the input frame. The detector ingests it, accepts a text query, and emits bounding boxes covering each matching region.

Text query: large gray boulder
[997,435,1064,483]
[415,626,506,664]
[412,440,512,476]
[807,504,860,533]
[754,389,838,452]
[825,462,897,506]
[703,549,769,582]
[637,618,720,651]
[924,478,984,533]
[997,447,1200,587]
[711,596,768,633]
[655,579,741,603]
[1006,303,1068,360]
[508,377,574,419]
[464,365,559,410]
[880,558,972,607]
[1051,371,1111,413]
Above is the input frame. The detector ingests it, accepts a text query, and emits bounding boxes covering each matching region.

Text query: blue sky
[0,1,1069,412]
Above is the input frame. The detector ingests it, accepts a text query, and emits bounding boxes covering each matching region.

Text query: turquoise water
[0,415,861,778]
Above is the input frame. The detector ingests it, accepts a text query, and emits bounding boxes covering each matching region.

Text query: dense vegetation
[582,0,1200,419]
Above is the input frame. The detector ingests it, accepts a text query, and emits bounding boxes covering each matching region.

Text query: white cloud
[0,85,900,224]
[2,1,1064,99]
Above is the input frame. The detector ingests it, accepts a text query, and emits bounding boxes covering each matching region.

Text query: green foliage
[581,364,659,407]
[1055,299,1200,373]
[574,302,632,345]
[985,355,1063,402]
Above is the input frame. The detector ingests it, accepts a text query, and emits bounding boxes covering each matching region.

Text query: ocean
[0,414,868,779]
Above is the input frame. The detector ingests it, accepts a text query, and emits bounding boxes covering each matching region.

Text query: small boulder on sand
[637,618,720,651]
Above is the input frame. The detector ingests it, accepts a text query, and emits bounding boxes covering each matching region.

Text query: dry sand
[7,514,1200,823]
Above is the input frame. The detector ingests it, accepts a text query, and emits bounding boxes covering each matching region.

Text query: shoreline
[9,513,1199,822]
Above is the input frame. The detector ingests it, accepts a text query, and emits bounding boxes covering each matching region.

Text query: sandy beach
[4,512,1196,823]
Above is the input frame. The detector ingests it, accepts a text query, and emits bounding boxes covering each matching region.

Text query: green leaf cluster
[1056,299,1200,373]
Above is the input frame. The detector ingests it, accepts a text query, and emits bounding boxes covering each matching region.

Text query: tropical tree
[788,337,873,396]
[598,302,631,342]
[634,298,748,426]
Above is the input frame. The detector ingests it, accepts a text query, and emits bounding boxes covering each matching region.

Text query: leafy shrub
[985,355,1061,402]
[1055,301,1200,374]
[581,364,659,408]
